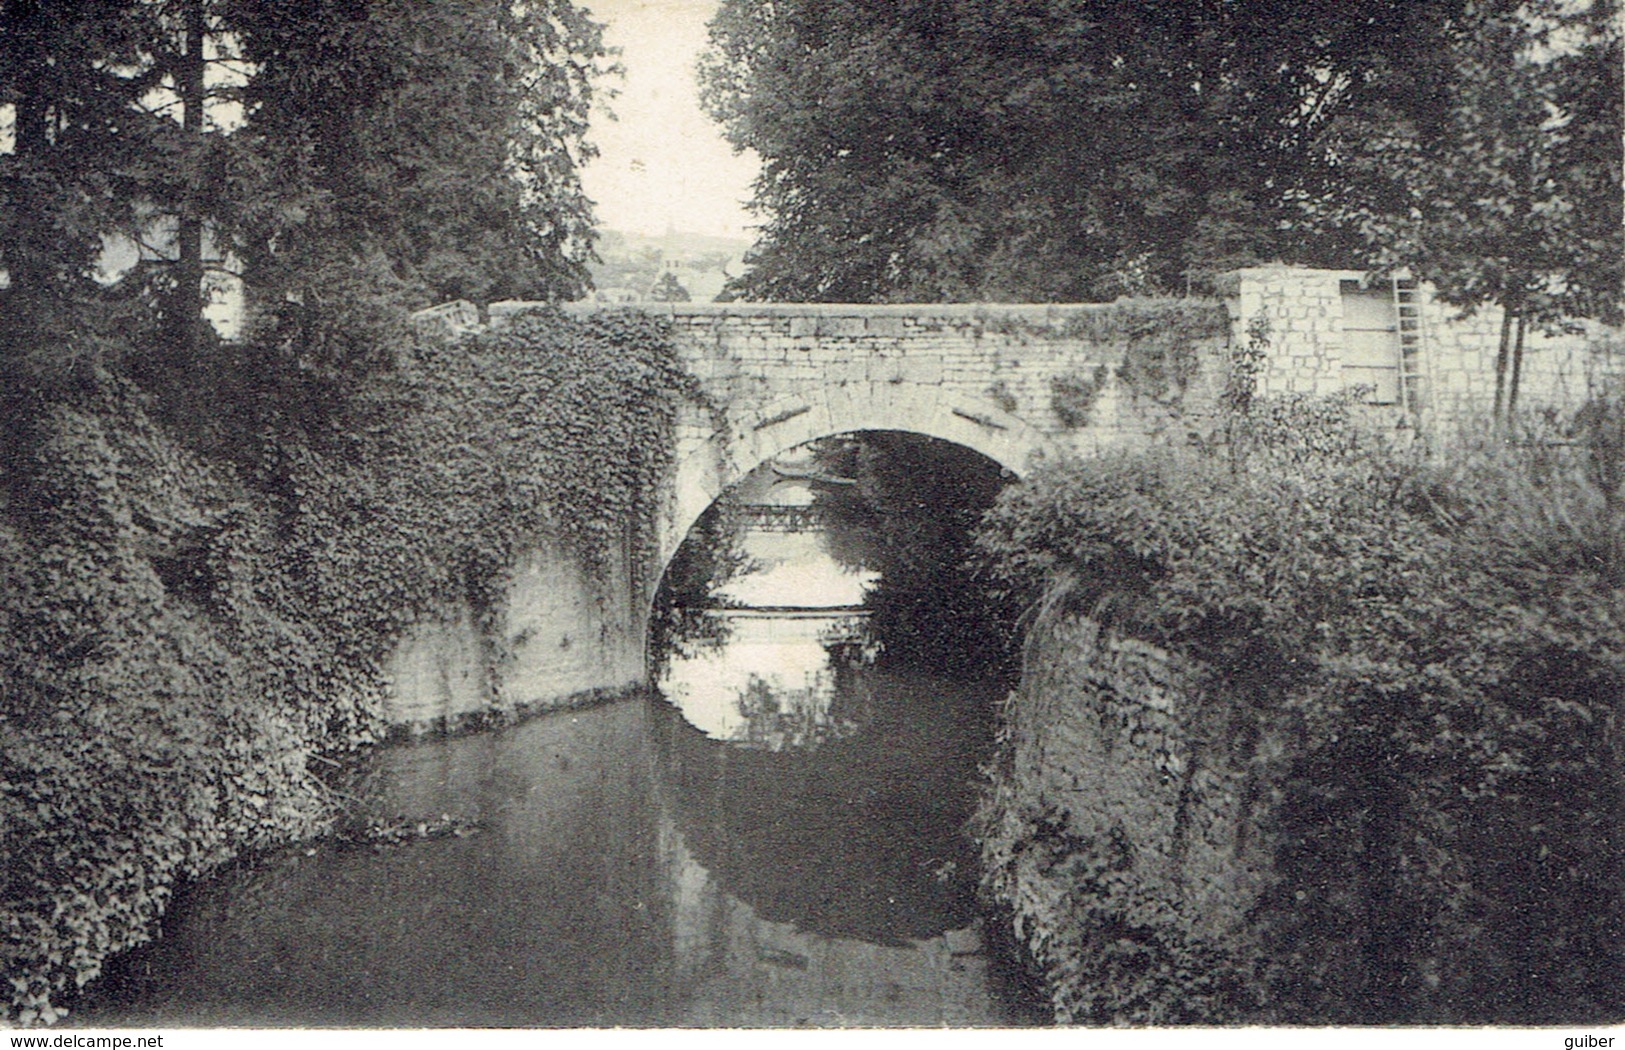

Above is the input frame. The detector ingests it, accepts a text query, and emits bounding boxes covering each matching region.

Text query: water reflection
[712,528,877,609]
[644,545,1018,1018]
[656,611,873,750]
[76,437,1038,1027]
[649,672,993,946]
[642,437,1022,1009]
[78,696,1038,1027]
[657,802,1014,1027]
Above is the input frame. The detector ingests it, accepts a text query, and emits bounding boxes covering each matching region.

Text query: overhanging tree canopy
[1309,0,1623,417]
[700,0,1466,302]
[0,0,609,394]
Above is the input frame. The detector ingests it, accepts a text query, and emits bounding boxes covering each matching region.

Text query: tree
[1,0,610,409]
[166,0,209,370]
[1311,0,1623,419]
[138,0,246,386]
[225,0,608,384]
[648,270,691,302]
[2,0,264,390]
[700,0,1464,303]
[0,0,173,386]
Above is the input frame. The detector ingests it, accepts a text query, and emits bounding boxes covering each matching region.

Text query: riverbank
[0,309,685,1024]
[74,672,1045,1026]
[972,392,1625,1024]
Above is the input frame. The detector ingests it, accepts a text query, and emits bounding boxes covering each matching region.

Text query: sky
[579,0,761,242]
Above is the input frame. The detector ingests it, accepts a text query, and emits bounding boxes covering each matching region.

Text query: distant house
[585,228,748,304]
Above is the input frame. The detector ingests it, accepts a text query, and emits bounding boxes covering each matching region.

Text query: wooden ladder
[1392,276,1430,423]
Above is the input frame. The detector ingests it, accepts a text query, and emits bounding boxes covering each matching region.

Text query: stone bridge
[488,299,1234,574]
[399,296,1234,727]
[431,268,1615,583]
[390,272,1613,729]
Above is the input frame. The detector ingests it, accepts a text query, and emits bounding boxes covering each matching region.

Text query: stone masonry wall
[626,301,1229,458]
[1227,266,1620,430]
[393,280,1614,730]
[983,613,1274,1022]
[541,301,1234,567]
[382,535,643,731]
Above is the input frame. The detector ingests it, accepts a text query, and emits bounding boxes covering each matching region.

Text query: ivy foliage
[0,386,346,1027]
[1064,300,1227,408]
[1,308,688,1025]
[1049,367,1109,429]
[295,307,694,639]
[992,299,1228,423]
[973,393,1624,1024]
[1059,300,1222,411]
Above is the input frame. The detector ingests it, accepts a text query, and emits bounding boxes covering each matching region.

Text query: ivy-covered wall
[383,538,644,729]
[1,307,689,1023]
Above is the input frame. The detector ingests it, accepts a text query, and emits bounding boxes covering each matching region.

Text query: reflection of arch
[660,382,1054,573]
[646,688,987,945]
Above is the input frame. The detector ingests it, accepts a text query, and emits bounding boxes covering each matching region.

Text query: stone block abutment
[388,298,1235,729]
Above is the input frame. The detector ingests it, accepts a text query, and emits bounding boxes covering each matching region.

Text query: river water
[80,485,1040,1027]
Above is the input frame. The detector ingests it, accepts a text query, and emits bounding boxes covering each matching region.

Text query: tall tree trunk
[1492,307,1514,424]
[173,0,207,367]
[1506,311,1528,419]
[8,0,50,312]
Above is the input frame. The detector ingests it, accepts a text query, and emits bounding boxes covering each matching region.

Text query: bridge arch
[657,381,1057,576]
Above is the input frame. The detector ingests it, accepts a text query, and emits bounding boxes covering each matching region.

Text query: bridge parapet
[656,302,1225,444]
[471,274,1615,572]
[382,274,1617,729]
[662,304,1228,570]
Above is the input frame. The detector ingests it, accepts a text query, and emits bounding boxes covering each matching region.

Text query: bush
[0,388,344,1025]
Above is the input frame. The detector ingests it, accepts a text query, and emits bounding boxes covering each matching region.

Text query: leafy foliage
[1049,368,1109,429]
[0,0,175,387]
[1308,0,1623,414]
[229,0,608,309]
[0,385,349,1027]
[700,0,1464,301]
[1,309,688,1025]
[0,0,610,408]
[973,394,1624,1023]
[810,432,1017,675]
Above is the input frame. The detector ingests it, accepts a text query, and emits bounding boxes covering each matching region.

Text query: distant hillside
[599,228,752,260]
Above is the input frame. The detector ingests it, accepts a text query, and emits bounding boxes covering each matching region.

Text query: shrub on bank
[0,309,687,1024]
[973,394,1624,1024]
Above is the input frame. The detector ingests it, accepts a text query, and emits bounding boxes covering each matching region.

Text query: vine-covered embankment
[0,309,688,1024]
[973,393,1624,1024]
